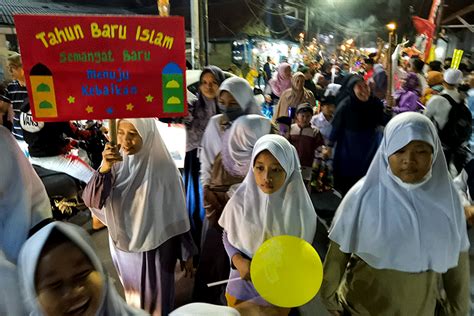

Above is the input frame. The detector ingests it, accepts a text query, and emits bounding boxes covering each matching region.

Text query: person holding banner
[218,134,317,314]
[321,113,469,315]
[82,118,197,316]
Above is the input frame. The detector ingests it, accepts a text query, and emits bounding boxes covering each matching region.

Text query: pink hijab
[269,62,292,97]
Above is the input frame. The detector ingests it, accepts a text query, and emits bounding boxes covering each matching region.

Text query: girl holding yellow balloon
[218,134,317,314]
[321,112,470,315]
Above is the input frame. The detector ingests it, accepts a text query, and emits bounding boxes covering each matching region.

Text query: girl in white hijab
[321,112,470,315]
[200,77,261,190]
[221,114,273,194]
[195,77,262,304]
[0,126,51,263]
[194,113,271,304]
[219,134,317,312]
[18,221,147,316]
[83,118,196,316]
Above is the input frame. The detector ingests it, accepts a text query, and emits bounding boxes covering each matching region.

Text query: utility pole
[198,0,209,66]
[191,0,200,69]
[304,6,309,35]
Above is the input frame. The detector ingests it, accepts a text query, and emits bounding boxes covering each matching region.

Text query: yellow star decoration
[126,103,134,111]
[145,94,154,103]
[67,96,75,104]
[85,105,94,114]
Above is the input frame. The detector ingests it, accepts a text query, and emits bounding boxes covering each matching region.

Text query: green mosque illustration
[162,62,184,113]
[30,63,58,117]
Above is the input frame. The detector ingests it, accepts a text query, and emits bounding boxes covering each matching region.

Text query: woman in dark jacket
[184,66,225,250]
[328,75,391,196]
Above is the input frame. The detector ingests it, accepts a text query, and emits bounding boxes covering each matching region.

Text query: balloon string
[207,277,241,287]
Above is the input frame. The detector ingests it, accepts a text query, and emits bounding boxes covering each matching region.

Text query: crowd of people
[1,42,474,316]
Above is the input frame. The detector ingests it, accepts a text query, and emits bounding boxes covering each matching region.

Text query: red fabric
[364,69,374,82]
[412,16,435,37]
[412,16,435,61]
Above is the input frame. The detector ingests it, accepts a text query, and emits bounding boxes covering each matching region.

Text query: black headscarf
[331,75,385,132]
[335,73,357,106]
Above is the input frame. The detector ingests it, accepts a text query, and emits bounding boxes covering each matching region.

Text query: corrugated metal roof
[0,1,136,26]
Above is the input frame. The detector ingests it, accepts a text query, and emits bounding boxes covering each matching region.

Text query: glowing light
[386,22,397,31]
[346,39,354,45]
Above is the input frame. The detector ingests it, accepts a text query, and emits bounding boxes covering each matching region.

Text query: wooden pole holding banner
[386,23,396,109]
[106,0,172,146]
[158,0,170,17]
[109,119,117,145]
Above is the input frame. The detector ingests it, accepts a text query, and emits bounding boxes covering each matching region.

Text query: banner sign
[14,14,187,122]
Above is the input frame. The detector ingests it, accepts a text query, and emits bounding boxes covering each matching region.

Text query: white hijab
[18,222,147,315]
[0,250,25,316]
[221,114,272,177]
[106,118,190,252]
[329,112,469,273]
[170,303,240,316]
[219,77,261,115]
[0,126,51,263]
[219,134,317,258]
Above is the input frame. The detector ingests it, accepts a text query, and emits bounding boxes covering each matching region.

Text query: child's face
[321,104,335,119]
[35,242,104,316]
[253,150,287,194]
[296,111,312,126]
[388,140,433,184]
[8,63,24,81]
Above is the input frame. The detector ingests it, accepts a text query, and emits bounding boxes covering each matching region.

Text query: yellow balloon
[250,235,323,308]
